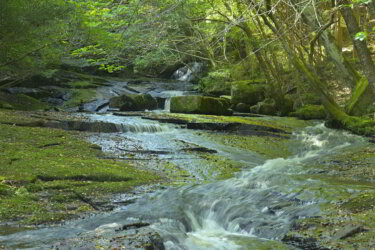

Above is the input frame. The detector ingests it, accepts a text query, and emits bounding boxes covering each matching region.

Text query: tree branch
[0,43,50,68]
[309,15,336,64]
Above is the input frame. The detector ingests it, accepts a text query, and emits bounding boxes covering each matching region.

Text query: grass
[0,110,159,225]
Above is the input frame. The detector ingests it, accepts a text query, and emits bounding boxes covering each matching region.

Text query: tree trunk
[301,4,358,88]
[340,0,375,91]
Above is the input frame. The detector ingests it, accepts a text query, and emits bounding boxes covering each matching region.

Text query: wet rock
[52,223,165,250]
[155,97,166,109]
[170,95,231,115]
[43,120,120,133]
[282,234,330,250]
[172,62,203,82]
[109,93,158,111]
[187,122,240,131]
[82,99,109,112]
[332,224,366,240]
[180,147,217,154]
[132,94,158,111]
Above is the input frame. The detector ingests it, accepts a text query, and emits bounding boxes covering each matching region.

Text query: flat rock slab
[332,225,365,240]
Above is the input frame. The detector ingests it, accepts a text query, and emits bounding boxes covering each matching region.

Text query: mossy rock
[219,97,231,109]
[250,98,277,115]
[235,103,250,113]
[133,94,158,111]
[277,96,294,116]
[201,81,232,96]
[0,101,13,110]
[290,105,326,120]
[109,94,157,111]
[231,81,267,105]
[170,95,231,115]
[0,92,49,111]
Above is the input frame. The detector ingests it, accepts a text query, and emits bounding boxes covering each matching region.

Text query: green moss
[347,77,374,116]
[290,105,326,120]
[0,92,49,111]
[286,142,375,249]
[62,89,96,108]
[231,81,267,105]
[170,96,230,115]
[0,111,159,225]
[203,133,291,159]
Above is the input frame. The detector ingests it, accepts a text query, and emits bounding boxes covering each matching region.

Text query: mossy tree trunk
[340,0,375,92]
[338,0,375,115]
[259,1,374,134]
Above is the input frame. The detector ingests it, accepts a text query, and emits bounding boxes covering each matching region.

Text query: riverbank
[1,109,375,249]
[0,110,160,226]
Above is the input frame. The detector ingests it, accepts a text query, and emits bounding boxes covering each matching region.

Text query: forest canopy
[0,0,375,134]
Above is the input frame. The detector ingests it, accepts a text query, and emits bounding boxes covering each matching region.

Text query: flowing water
[0,114,368,249]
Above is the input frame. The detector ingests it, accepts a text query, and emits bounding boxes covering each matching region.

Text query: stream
[0,112,369,249]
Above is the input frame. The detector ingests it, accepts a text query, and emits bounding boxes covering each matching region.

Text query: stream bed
[0,113,370,249]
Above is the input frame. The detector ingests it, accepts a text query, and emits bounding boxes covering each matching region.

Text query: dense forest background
[0,0,375,134]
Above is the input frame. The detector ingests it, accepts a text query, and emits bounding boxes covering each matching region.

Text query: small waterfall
[87,113,172,133]
[115,123,170,133]
[172,62,203,82]
[164,98,171,112]
[159,90,186,112]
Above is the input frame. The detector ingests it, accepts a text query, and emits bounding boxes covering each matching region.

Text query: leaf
[354,32,368,41]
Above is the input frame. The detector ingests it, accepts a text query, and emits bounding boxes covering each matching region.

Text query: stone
[258,102,277,115]
[109,94,157,111]
[170,95,231,115]
[0,101,13,109]
[133,94,158,111]
[250,98,277,115]
[231,81,267,106]
[235,103,250,113]
[332,225,365,240]
[278,96,294,116]
[289,105,326,120]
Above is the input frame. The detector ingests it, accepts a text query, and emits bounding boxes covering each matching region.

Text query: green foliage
[355,32,368,41]
[0,0,77,76]
[199,69,232,96]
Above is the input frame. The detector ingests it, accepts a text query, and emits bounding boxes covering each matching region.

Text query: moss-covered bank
[285,143,375,249]
[0,110,159,225]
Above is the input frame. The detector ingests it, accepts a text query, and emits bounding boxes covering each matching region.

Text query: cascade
[0,123,367,249]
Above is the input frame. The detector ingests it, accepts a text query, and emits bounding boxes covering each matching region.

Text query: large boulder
[231,81,267,106]
[277,96,294,116]
[250,98,277,115]
[170,95,231,115]
[289,105,326,120]
[235,103,250,113]
[109,93,157,111]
